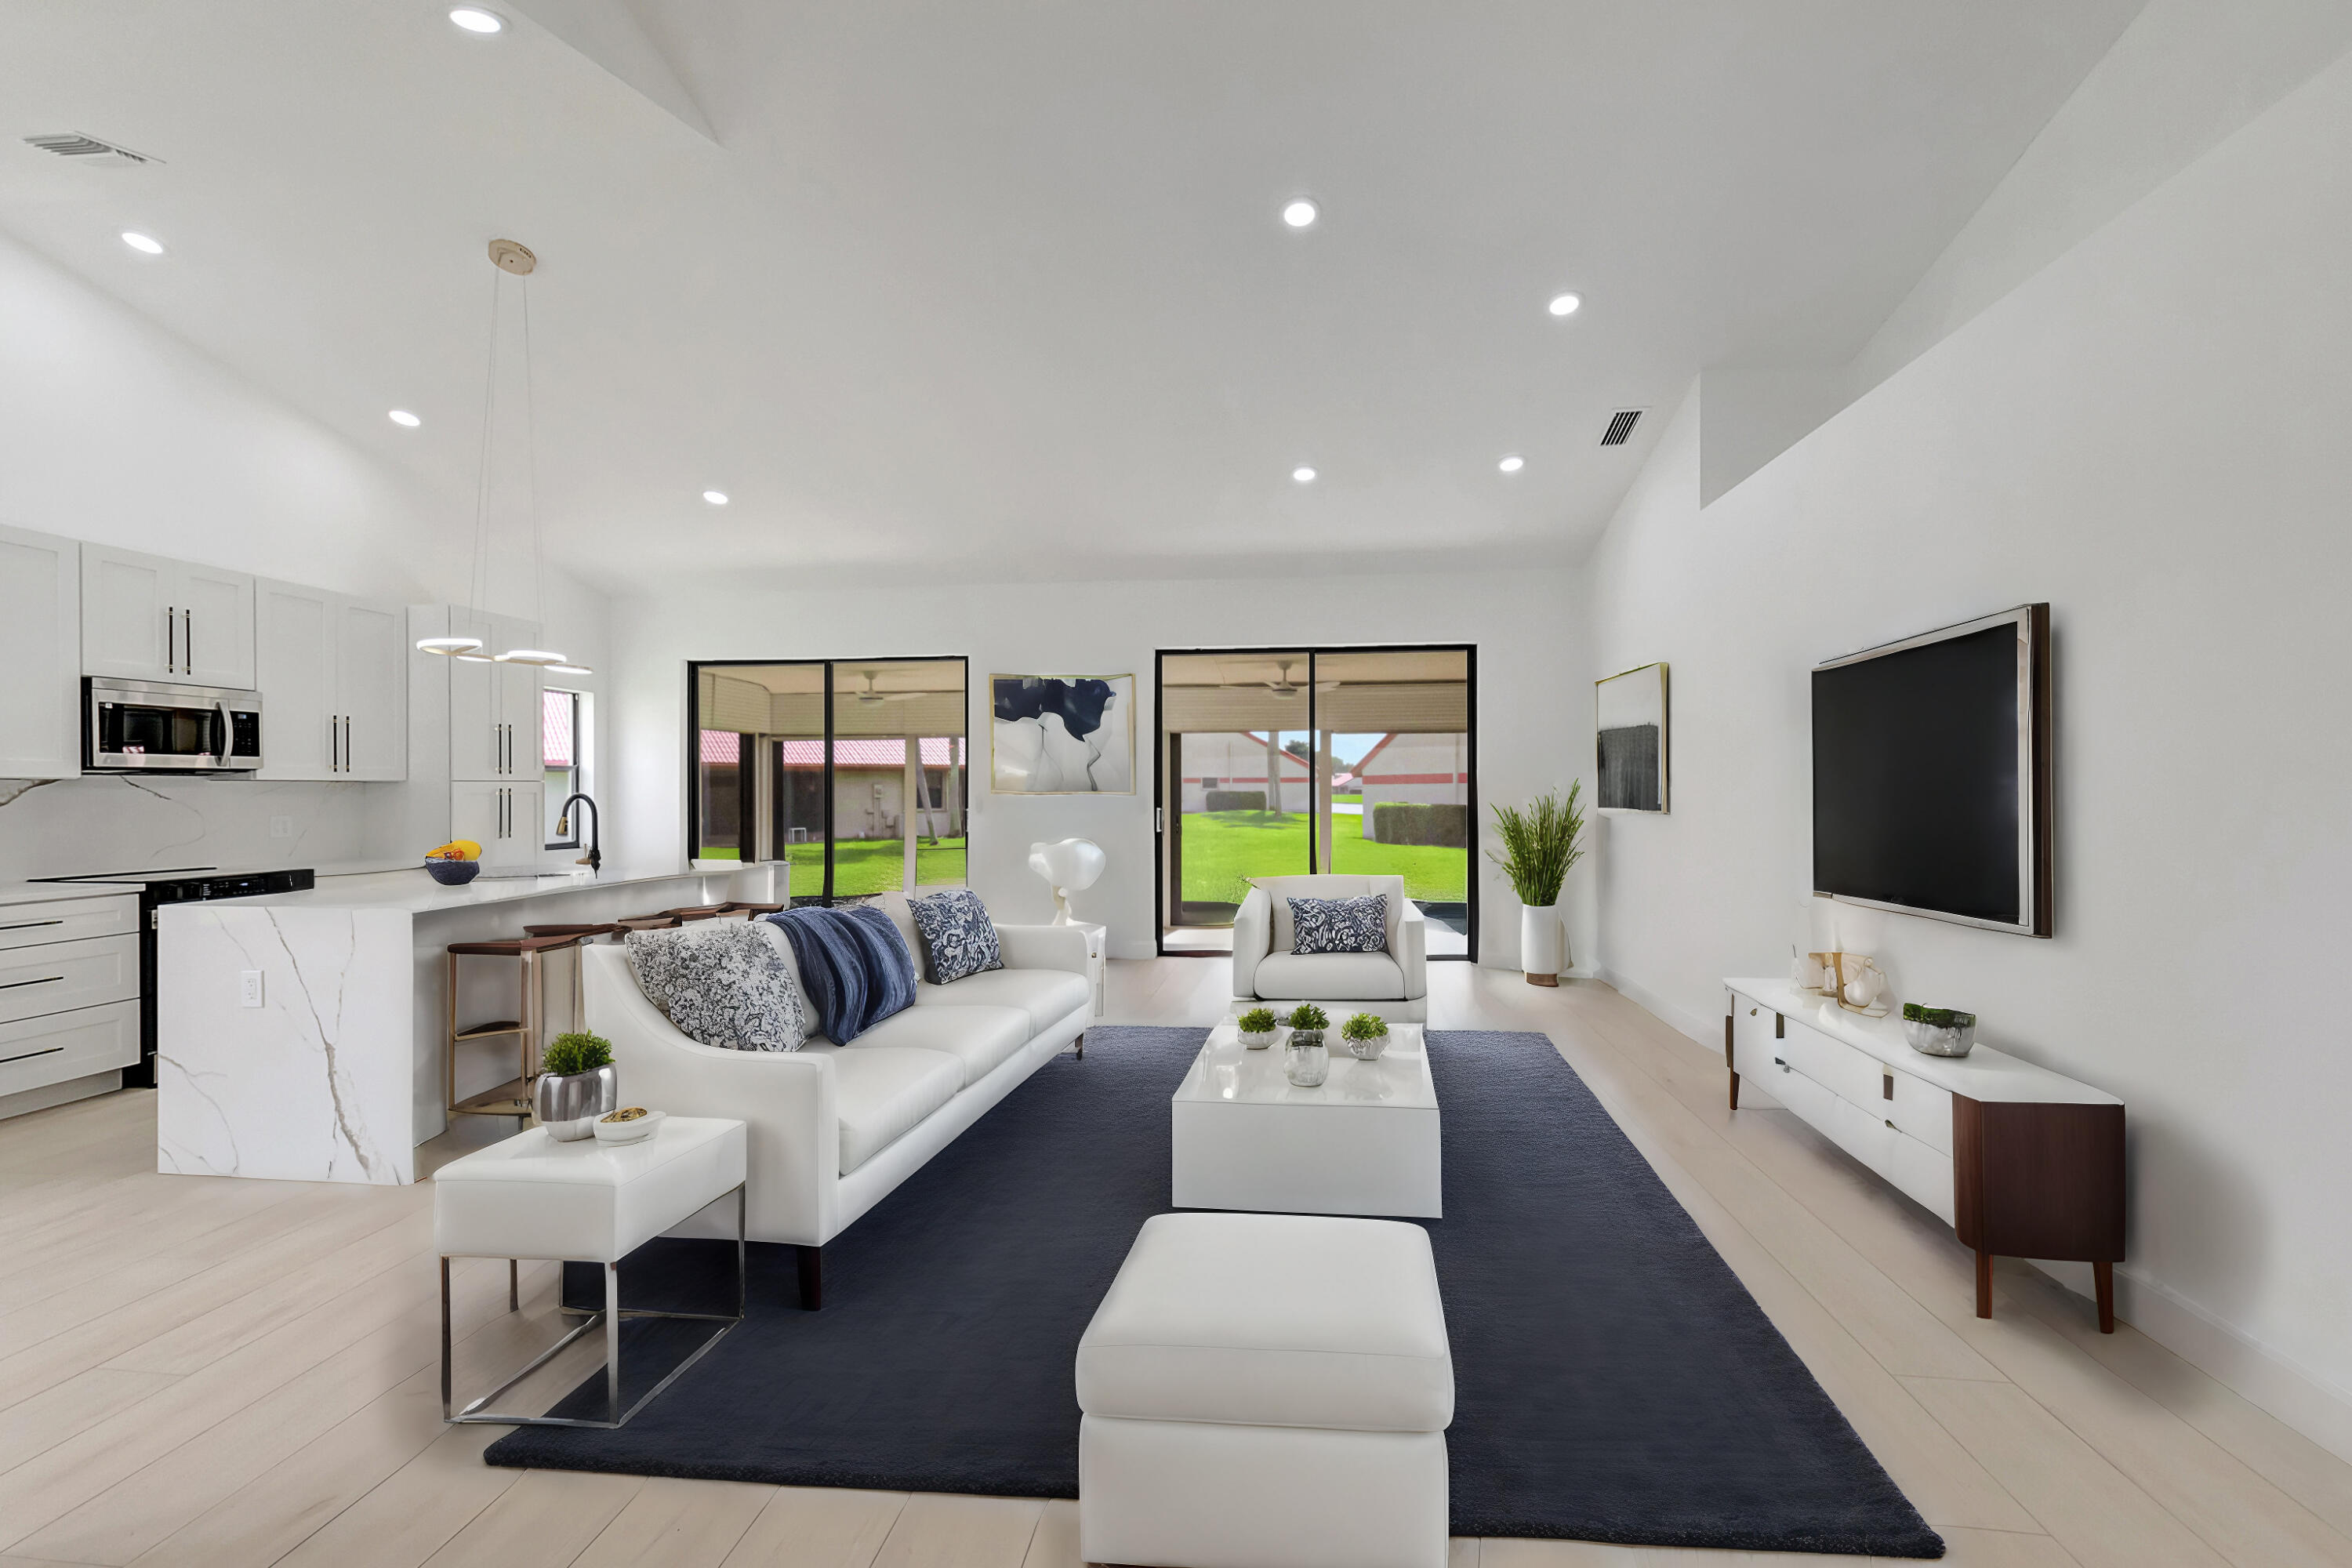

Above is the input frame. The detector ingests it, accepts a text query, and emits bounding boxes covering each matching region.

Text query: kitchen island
[155,862,786,1185]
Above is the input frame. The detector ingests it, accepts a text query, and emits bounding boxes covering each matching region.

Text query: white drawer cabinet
[452,782,543,873]
[0,1000,139,1099]
[0,896,137,953]
[1726,978,2125,1330]
[0,933,139,1025]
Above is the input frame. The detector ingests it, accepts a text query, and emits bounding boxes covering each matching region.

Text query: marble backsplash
[0,775,406,883]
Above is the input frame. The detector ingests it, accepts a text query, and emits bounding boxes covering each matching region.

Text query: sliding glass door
[689,658,967,905]
[1156,646,1473,957]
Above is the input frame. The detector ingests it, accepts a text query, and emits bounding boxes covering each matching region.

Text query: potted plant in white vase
[1488,782,1585,987]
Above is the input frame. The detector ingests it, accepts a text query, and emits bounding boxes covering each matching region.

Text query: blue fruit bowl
[425,859,481,886]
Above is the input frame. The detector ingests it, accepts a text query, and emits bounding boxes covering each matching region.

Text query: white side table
[1072,920,1107,1020]
[434,1116,746,1428]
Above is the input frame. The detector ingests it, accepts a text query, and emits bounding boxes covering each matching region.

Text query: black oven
[85,678,263,772]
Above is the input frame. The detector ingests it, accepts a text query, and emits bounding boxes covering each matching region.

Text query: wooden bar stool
[445,933,586,1127]
[658,906,728,922]
[721,902,786,916]
[614,915,684,931]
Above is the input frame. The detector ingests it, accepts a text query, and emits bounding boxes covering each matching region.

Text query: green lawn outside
[695,839,968,898]
[1178,810,1465,906]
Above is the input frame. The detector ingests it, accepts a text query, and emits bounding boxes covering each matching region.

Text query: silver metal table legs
[441,1183,746,1428]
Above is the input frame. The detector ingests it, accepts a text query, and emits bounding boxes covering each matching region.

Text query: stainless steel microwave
[85,678,263,773]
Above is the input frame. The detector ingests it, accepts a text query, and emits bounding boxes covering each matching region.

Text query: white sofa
[1232,873,1428,1024]
[582,891,1091,1306]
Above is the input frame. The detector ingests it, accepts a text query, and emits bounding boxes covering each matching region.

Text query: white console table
[1726,978,2124,1330]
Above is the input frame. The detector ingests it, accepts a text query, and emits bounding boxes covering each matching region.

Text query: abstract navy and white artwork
[1595,662,1669,813]
[991,674,1134,793]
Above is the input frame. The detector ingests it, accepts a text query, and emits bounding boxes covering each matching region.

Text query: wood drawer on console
[0,1000,139,1098]
[1780,1016,1884,1116]
[1888,1070,1954,1156]
[0,933,139,1025]
[0,897,137,953]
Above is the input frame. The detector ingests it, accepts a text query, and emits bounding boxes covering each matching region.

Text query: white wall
[604,568,1592,967]
[1580,49,2352,1455]
[0,227,611,877]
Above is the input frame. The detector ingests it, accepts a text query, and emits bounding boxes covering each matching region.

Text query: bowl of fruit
[424,840,482,885]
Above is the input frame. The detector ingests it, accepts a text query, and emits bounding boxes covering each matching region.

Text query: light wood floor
[3,961,2347,1568]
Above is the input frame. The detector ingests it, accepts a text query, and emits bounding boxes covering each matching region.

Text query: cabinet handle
[167,605,177,673]
[184,608,194,674]
[0,975,64,991]
[0,1044,65,1066]
[343,716,352,773]
[0,919,63,932]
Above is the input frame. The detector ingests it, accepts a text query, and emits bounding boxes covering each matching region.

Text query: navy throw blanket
[762,906,916,1043]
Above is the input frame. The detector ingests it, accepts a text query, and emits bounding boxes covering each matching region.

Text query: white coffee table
[1171,1019,1440,1218]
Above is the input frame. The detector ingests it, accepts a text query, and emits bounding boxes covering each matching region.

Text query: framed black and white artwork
[1595,662,1668,813]
[991,674,1135,793]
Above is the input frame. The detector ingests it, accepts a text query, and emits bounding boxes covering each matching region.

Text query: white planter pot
[1519,902,1563,986]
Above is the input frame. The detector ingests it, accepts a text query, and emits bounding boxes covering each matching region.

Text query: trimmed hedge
[1204,789,1268,812]
[1370,802,1468,848]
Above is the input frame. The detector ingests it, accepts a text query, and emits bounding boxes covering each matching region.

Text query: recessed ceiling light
[702,490,729,506]
[1292,466,1317,485]
[1548,292,1581,318]
[120,231,164,256]
[388,409,421,428]
[448,7,504,33]
[1498,455,1525,473]
[1281,198,1318,229]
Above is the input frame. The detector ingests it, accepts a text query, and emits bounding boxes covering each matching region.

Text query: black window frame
[1152,641,1478,961]
[686,656,970,905]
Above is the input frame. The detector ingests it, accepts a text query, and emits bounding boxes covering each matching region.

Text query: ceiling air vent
[22,132,161,168]
[1599,408,1646,448]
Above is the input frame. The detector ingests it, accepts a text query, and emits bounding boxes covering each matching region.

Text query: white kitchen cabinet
[0,524,83,779]
[258,584,408,781]
[448,612,542,782]
[256,582,333,778]
[452,781,543,873]
[337,599,405,779]
[82,544,255,688]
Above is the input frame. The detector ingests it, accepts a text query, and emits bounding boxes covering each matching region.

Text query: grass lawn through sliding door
[694,838,970,897]
[1178,809,1465,909]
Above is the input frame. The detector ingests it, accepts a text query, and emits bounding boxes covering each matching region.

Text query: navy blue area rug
[486,1027,1942,1557]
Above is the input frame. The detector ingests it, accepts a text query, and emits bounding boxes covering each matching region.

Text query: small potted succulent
[1901,1003,1977,1058]
[1283,1004,1330,1087]
[1340,1011,1391,1062]
[535,1030,618,1141]
[1236,1006,1279,1051]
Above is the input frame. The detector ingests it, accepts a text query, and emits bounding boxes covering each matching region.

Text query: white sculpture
[1028,837,1106,926]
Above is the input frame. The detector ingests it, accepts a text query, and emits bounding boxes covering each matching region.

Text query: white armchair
[1232,873,1428,1023]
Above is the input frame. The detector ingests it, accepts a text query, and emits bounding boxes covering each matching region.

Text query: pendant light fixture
[416,238,590,674]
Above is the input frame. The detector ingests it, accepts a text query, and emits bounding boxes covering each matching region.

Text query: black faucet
[555,793,601,875]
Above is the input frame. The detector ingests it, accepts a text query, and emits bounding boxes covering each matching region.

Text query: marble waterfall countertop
[155,860,788,1186]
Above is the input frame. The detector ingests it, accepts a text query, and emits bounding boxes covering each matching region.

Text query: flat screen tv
[1812,604,2051,937]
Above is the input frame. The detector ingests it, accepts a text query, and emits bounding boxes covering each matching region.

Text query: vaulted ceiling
[0,2,2142,590]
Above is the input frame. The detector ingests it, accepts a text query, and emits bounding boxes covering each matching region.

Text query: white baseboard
[1598,963,2352,1468]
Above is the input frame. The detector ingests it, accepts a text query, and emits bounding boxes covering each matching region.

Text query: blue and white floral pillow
[1287,894,1388,955]
[909,889,1005,985]
[626,920,808,1052]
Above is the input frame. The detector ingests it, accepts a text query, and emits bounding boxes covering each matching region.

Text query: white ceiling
[0,2,2141,593]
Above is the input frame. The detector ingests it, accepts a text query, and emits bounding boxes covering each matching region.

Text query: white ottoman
[434,1116,746,1428]
[1076,1212,1453,1568]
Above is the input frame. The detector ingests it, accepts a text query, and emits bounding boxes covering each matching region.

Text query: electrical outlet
[240,970,264,1008]
[270,816,294,839]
